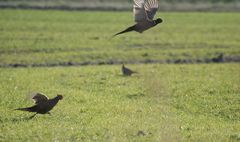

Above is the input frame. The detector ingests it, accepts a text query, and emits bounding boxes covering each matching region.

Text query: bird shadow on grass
[126,93,145,99]
[10,113,43,122]
[10,116,36,122]
[116,74,141,78]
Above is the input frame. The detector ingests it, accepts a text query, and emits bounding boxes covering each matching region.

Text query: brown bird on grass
[114,0,163,36]
[15,93,63,119]
[122,64,138,76]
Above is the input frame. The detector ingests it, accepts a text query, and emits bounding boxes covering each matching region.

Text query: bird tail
[14,107,32,112]
[113,25,136,37]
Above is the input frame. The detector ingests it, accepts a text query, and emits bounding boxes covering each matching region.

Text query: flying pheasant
[114,0,163,36]
[122,64,138,76]
[15,93,63,119]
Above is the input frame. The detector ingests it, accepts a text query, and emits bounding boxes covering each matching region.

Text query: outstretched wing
[32,93,48,104]
[144,0,159,20]
[133,0,147,22]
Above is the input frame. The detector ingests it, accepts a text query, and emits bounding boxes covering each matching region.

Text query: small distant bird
[15,93,63,119]
[122,64,138,76]
[114,0,163,36]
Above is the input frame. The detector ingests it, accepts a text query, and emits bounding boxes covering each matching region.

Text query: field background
[0,0,240,141]
[0,64,239,141]
[0,0,240,11]
[0,10,240,67]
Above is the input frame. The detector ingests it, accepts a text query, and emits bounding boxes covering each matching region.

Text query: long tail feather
[15,107,31,111]
[113,25,136,37]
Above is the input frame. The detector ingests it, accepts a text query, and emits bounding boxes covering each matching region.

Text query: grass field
[0,10,239,66]
[0,9,240,141]
[0,64,239,141]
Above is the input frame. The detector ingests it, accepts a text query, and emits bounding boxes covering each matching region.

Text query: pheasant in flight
[114,0,163,36]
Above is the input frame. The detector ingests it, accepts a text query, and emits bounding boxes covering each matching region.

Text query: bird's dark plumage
[15,93,63,118]
[122,64,137,76]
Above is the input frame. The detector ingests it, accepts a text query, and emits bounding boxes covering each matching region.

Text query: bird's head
[56,94,63,100]
[155,18,163,24]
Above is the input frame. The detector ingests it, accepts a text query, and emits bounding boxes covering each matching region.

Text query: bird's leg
[29,113,37,119]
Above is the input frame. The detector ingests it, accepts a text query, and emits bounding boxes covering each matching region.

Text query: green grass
[0,10,239,66]
[0,9,240,141]
[0,63,239,141]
